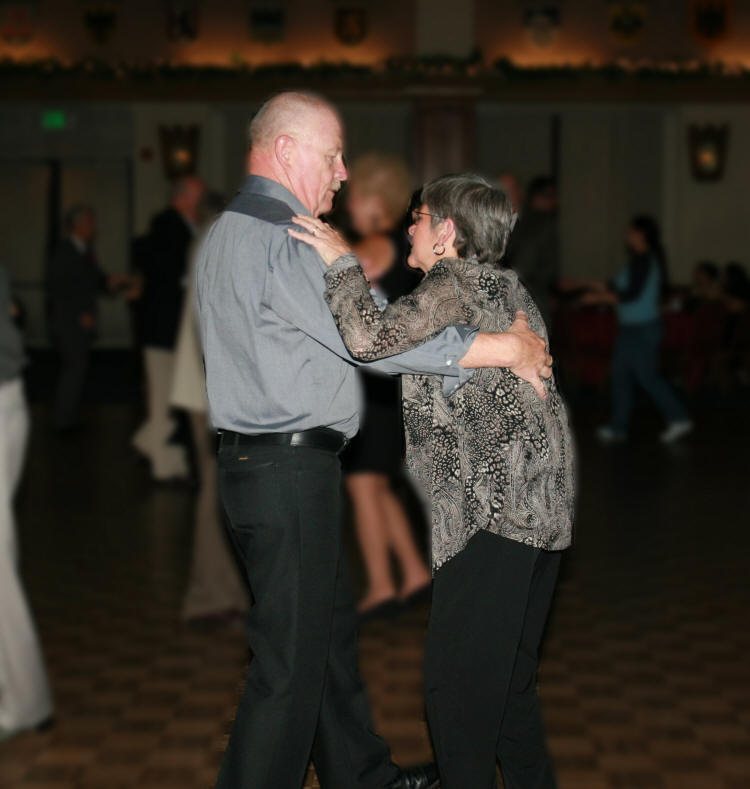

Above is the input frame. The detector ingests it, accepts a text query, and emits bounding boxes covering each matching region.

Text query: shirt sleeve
[266,233,476,383]
[323,252,473,361]
[367,324,478,397]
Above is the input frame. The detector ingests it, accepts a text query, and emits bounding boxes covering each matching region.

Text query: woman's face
[625,225,648,254]
[407,203,443,273]
[346,187,393,237]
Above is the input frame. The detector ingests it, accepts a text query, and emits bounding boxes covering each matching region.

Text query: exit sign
[42,109,67,130]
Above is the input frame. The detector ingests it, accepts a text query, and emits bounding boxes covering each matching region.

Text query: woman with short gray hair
[292,173,575,789]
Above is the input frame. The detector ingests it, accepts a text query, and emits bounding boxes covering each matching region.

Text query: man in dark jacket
[503,176,559,329]
[46,205,125,431]
[132,176,205,480]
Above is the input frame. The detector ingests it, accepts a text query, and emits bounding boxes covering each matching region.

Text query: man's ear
[275,135,295,169]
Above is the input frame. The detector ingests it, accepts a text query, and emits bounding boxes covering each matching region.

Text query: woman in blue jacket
[585,215,692,444]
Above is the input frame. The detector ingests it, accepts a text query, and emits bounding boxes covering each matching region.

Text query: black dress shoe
[384,763,440,789]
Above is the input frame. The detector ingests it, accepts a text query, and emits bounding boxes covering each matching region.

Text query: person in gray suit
[45,205,127,431]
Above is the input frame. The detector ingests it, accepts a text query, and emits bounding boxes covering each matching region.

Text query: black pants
[215,442,398,789]
[425,530,561,789]
[52,323,91,430]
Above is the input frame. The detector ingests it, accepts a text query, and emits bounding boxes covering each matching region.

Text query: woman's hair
[629,214,669,293]
[347,152,413,226]
[420,174,513,265]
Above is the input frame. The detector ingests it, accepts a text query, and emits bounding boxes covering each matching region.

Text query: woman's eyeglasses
[411,210,444,224]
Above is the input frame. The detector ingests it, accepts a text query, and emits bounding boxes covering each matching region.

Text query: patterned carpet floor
[1,403,749,789]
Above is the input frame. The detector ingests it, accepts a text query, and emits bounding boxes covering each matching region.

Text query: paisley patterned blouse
[324,253,575,572]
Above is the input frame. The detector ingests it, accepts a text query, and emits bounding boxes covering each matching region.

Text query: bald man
[196,92,552,789]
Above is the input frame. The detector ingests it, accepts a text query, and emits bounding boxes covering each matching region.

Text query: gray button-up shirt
[195,176,476,438]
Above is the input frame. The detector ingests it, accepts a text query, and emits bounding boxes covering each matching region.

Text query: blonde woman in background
[336,153,432,618]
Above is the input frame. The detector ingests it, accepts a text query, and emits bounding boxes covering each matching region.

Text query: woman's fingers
[288,216,353,265]
[290,214,320,233]
[291,214,339,240]
[529,375,548,400]
[287,226,317,246]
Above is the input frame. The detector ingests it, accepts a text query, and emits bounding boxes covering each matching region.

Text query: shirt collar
[241,175,311,217]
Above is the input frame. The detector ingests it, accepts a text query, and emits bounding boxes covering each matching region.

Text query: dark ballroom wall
[2,1,749,346]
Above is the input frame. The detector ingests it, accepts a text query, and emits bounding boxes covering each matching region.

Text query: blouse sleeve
[323,253,473,362]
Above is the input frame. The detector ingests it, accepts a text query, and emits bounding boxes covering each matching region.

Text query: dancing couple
[197,91,574,789]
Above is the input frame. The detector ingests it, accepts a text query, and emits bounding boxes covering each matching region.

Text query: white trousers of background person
[132,347,189,481]
[0,378,53,733]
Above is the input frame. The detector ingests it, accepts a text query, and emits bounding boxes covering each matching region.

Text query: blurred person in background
[497,171,523,217]
[720,262,750,387]
[170,191,248,628]
[337,153,431,618]
[689,260,722,309]
[722,262,750,314]
[0,266,54,741]
[681,261,726,394]
[503,175,559,327]
[45,204,129,432]
[132,175,205,481]
[582,215,693,444]
[293,172,571,789]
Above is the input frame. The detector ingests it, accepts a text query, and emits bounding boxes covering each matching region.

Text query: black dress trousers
[215,442,398,789]
[51,321,91,430]
[424,530,561,789]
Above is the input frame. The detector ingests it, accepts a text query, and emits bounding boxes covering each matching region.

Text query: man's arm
[456,317,551,399]
[368,316,551,400]
[268,232,473,378]
[269,233,551,394]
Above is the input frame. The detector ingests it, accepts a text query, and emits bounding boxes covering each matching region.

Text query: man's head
[65,204,97,243]
[247,91,347,217]
[171,176,206,224]
[526,176,557,214]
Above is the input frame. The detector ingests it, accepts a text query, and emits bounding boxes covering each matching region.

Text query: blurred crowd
[2,150,749,741]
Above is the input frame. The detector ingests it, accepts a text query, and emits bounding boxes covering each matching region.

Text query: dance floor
[2,402,749,789]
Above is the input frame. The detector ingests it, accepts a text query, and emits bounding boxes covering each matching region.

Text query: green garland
[2,54,750,82]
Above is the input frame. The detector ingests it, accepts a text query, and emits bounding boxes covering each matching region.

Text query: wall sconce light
[81,1,119,45]
[687,124,729,182]
[1,1,37,44]
[249,4,285,42]
[334,7,367,45]
[158,125,200,180]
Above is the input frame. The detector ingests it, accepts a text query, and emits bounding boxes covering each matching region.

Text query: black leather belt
[218,427,349,454]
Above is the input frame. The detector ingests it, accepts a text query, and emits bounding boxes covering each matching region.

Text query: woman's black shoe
[400,583,432,609]
[358,597,401,623]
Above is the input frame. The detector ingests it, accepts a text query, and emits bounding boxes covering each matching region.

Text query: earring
[432,243,445,256]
